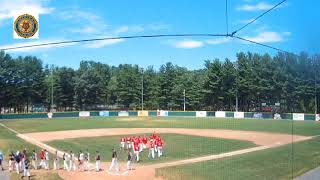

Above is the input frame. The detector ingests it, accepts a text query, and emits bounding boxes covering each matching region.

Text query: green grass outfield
[1,117,320,136]
[47,133,255,163]
[156,136,320,180]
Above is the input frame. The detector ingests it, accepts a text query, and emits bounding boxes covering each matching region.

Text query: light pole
[51,66,54,112]
[183,89,186,111]
[141,68,144,111]
[314,57,317,115]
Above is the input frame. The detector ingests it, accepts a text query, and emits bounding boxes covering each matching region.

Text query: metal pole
[141,68,144,111]
[315,63,317,115]
[183,89,186,111]
[236,91,239,112]
[51,67,54,112]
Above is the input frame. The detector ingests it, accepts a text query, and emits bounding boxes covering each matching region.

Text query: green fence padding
[280,113,292,120]
[0,113,48,119]
[149,111,157,116]
[207,111,215,117]
[168,111,196,116]
[109,111,118,116]
[226,112,234,118]
[90,111,99,116]
[53,112,79,118]
[244,112,254,118]
[262,113,273,119]
[304,114,316,121]
[129,111,137,116]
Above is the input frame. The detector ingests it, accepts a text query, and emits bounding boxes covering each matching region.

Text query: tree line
[0,50,319,113]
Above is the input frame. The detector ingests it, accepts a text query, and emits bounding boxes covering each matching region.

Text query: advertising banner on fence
[215,111,226,118]
[316,114,320,121]
[99,111,109,117]
[79,111,90,117]
[118,111,129,117]
[196,111,207,117]
[138,111,149,117]
[47,112,53,119]
[157,110,168,117]
[293,113,304,120]
[234,112,244,119]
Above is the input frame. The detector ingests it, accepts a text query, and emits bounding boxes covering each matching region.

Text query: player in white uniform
[44,149,50,170]
[63,152,70,171]
[53,150,59,170]
[108,148,120,174]
[95,151,101,172]
[69,151,76,171]
[31,150,37,170]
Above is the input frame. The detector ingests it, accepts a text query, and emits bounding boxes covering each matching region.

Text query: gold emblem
[14,14,38,38]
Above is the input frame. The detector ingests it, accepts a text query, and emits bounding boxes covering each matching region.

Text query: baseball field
[1,117,320,180]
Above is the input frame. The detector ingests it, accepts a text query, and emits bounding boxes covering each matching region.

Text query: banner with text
[196,111,207,117]
[99,111,110,117]
[138,111,149,117]
[234,112,244,119]
[215,111,226,118]
[118,111,129,117]
[157,110,168,117]
[79,111,90,117]
[293,113,304,121]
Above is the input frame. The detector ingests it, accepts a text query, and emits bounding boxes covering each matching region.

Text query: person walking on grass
[0,150,4,171]
[9,152,15,172]
[44,149,49,170]
[108,148,119,174]
[54,150,59,170]
[31,150,38,170]
[95,151,101,172]
[22,158,31,180]
[15,151,21,174]
[126,148,134,171]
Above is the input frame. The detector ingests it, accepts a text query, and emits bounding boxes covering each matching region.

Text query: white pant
[158,147,163,157]
[134,151,140,162]
[9,160,13,171]
[126,160,133,170]
[32,160,37,169]
[95,160,101,171]
[148,148,155,159]
[54,159,59,170]
[23,169,30,177]
[63,160,69,171]
[109,158,119,172]
[120,142,125,149]
[69,160,76,171]
[40,160,45,169]
[15,162,20,174]
[45,160,49,170]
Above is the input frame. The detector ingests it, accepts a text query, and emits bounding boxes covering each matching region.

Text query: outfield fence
[0,110,319,121]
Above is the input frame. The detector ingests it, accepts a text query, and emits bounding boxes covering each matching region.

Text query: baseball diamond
[0,116,319,180]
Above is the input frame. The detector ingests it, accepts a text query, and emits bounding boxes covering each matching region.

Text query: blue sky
[0,0,319,69]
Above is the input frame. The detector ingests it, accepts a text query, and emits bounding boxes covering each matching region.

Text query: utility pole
[183,89,186,111]
[51,67,54,112]
[236,91,239,112]
[315,60,317,115]
[141,68,144,111]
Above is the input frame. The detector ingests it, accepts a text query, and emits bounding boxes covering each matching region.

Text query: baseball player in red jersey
[133,138,140,162]
[126,137,131,149]
[156,137,164,157]
[142,135,148,150]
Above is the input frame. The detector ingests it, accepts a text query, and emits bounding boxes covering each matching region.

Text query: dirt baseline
[23,128,308,146]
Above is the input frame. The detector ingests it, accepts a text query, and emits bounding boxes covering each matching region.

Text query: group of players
[0,132,165,178]
[120,132,164,161]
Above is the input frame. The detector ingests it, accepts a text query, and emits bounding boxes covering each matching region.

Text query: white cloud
[237,18,255,24]
[83,39,124,48]
[244,31,284,43]
[173,40,204,49]
[206,38,231,45]
[237,2,274,11]
[0,0,54,24]
[0,39,77,52]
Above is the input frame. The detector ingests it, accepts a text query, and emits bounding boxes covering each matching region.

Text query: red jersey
[126,137,131,141]
[121,137,125,142]
[142,137,148,144]
[39,151,44,160]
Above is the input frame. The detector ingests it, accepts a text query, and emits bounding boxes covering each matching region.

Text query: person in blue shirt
[0,150,4,171]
